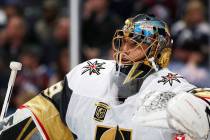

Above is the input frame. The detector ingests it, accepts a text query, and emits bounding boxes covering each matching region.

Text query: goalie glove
[167,92,210,140]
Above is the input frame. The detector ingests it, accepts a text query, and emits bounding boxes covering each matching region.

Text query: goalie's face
[112,14,172,84]
[118,38,149,64]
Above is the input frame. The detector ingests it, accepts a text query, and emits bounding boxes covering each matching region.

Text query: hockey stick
[0,62,22,121]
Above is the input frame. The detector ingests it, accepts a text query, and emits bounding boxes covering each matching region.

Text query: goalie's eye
[122,38,138,49]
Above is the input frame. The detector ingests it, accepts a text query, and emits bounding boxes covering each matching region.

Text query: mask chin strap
[148,57,158,72]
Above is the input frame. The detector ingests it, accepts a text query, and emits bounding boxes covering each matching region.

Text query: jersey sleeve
[0,59,112,139]
[22,76,74,140]
[39,76,72,124]
[0,77,75,140]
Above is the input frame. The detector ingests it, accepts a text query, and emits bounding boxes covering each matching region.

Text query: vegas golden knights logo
[94,125,132,140]
[94,102,110,122]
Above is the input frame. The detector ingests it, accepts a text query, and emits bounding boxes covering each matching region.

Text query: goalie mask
[112,14,172,84]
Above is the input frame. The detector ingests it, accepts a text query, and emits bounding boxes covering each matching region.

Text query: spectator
[3,0,23,19]
[41,16,70,66]
[35,0,60,44]
[0,0,68,115]
[53,17,69,45]
[0,16,28,64]
[171,0,210,64]
[170,0,210,87]
[131,0,176,23]
[4,46,49,112]
[49,47,70,85]
[13,81,38,109]
[110,0,134,18]
[16,47,49,91]
[82,0,121,61]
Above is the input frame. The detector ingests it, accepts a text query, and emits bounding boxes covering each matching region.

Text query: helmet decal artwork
[112,14,172,84]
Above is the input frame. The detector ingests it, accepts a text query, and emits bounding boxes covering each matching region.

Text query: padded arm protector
[0,77,74,140]
[23,95,74,140]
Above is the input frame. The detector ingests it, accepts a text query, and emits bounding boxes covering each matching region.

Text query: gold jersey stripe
[24,95,74,140]
[24,128,38,140]
[17,118,33,140]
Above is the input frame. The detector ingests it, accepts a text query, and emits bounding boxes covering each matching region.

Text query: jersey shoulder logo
[158,73,183,86]
[81,60,106,75]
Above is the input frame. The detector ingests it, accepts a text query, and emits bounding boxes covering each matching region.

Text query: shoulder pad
[42,81,64,99]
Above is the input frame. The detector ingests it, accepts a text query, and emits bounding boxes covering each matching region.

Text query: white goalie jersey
[1,59,210,140]
[64,59,197,140]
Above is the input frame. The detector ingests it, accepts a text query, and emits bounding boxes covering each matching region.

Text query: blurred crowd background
[0,0,210,114]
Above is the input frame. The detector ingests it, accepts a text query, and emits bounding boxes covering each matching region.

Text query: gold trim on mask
[124,18,134,37]
[157,48,171,68]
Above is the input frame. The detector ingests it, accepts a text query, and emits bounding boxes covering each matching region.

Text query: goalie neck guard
[112,14,172,84]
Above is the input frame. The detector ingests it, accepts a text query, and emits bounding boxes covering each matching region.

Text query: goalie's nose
[121,40,136,53]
